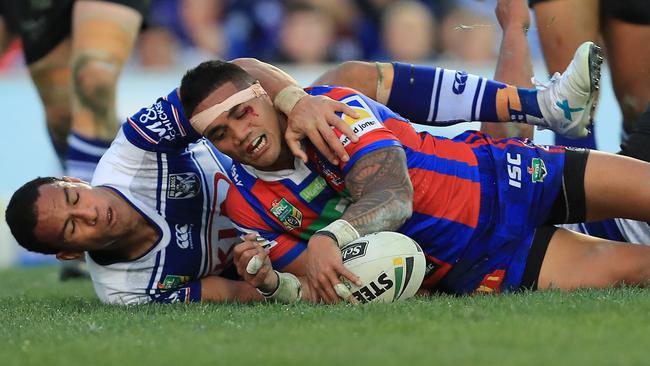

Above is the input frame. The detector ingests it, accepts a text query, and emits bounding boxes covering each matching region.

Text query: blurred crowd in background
[0,0,544,72]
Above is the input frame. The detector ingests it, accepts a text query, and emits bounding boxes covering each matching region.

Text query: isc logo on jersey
[338,95,382,146]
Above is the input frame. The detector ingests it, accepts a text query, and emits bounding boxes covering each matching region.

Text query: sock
[66,132,111,182]
[386,62,543,126]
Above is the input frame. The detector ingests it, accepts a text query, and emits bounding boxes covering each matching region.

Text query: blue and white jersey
[87,89,238,305]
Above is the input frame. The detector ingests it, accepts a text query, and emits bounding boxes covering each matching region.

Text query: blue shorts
[434,132,568,294]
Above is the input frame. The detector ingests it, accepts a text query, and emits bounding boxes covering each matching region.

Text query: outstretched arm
[481,0,535,139]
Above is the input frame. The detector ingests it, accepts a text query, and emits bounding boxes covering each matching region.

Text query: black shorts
[529,0,650,25]
[0,0,150,64]
[519,148,590,291]
[545,147,590,225]
[520,225,557,291]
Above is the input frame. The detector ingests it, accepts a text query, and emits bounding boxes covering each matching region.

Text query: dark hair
[5,177,64,254]
[179,60,256,119]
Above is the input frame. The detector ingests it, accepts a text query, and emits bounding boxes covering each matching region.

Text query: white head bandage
[189,83,267,135]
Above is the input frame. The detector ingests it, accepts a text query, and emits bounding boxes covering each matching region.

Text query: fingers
[306,128,339,165]
[313,272,341,304]
[338,267,362,287]
[311,266,362,304]
[317,121,349,163]
[336,101,360,121]
[328,102,359,143]
[286,134,309,163]
[246,255,263,275]
[334,283,359,304]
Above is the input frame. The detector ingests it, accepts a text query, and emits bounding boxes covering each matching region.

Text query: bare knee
[71,53,120,119]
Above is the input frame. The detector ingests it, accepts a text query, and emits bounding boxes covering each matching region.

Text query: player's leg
[67,0,145,181]
[532,0,600,149]
[537,227,650,289]
[545,145,650,224]
[314,44,601,139]
[581,150,650,222]
[601,11,650,136]
[620,104,650,164]
[27,40,73,166]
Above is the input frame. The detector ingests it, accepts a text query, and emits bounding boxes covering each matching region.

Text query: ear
[56,251,84,261]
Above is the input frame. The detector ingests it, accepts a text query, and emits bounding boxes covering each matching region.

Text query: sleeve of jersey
[122,88,201,153]
[333,93,402,175]
[149,280,202,304]
[223,183,307,270]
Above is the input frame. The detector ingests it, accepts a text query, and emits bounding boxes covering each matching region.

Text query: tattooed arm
[304,146,413,303]
[341,146,413,234]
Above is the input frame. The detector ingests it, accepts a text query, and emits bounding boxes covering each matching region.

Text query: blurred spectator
[276,2,337,64]
[137,26,179,68]
[355,0,454,60]
[440,5,499,64]
[223,0,284,60]
[381,0,437,62]
[180,0,227,56]
[137,0,227,68]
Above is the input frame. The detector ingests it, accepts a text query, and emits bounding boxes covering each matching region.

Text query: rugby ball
[340,231,426,303]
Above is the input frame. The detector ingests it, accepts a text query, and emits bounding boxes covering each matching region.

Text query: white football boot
[535,41,604,138]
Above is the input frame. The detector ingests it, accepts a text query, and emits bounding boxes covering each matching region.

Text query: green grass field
[1,266,649,366]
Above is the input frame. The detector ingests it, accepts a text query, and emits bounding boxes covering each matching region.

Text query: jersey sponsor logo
[341,241,368,263]
[528,158,547,183]
[475,269,505,294]
[299,176,327,202]
[175,224,193,249]
[157,275,190,290]
[507,152,523,188]
[339,95,382,146]
[137,101,178,142]
[167,173,201,199]
[270,198,303,231]
[230,165,244,187]
[452,71,468,94]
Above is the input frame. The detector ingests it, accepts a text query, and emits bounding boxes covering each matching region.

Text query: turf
[1,266,648,366]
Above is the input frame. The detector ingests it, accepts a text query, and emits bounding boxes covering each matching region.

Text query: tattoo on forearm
[342,146,413,235]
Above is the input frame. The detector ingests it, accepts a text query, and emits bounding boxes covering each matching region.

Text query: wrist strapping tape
[259,271,302,303]
[274,85,308,115]
[316,219,360,249]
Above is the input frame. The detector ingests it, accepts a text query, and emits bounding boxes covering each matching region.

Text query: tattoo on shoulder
[342,146,413,235]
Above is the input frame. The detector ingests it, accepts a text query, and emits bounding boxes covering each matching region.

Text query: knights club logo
[167,173,201,199]
[269,198,303,231]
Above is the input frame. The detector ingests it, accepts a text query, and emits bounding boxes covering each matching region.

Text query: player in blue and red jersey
[179,58,650,303]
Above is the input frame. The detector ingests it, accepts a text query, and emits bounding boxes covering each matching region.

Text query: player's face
[199,82,289,170]
[33,179,140,253]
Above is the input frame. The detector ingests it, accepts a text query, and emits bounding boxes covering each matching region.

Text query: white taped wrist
[259,271,302,303]
[274,86,308,115]
[316,219,360,249]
